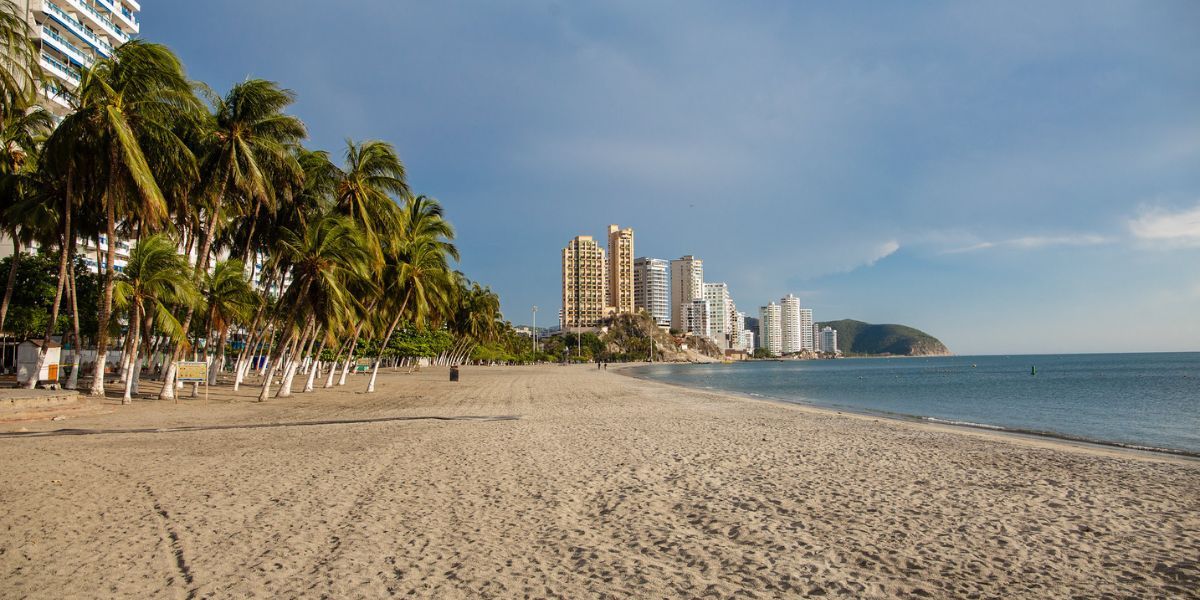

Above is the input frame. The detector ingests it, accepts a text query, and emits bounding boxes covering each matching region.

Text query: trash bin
[449,366,460,382]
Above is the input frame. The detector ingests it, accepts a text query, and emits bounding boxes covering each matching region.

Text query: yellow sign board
[176,361,208,382]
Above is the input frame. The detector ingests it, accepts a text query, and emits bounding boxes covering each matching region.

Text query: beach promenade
[1,365,1197,598]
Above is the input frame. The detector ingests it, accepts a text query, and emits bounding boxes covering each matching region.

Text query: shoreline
[613,361,1200,464]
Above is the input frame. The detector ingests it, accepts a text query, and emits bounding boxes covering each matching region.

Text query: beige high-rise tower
[562,236,607,329]
[606,224,634,315]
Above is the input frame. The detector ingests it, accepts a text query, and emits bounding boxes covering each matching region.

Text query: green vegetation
[817,319,950,356]
[0,0,516,398]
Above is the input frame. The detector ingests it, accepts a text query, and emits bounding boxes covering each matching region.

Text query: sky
[143,1,1200,355]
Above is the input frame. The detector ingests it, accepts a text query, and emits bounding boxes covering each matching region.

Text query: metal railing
[40,25,93,66]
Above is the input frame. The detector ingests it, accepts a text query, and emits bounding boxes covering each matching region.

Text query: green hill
[817,319,950,356]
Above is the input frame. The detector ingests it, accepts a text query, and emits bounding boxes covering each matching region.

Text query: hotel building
[561,236,607,330]
[759,302,782,356]
[820,326,839,355]
[799,308,814,351]
[633,257,670,327]
[0,0,142,270]
[23,0,141,117]
[780,294,802,354]
[669,255,703,332]
[683,298,710,338]
[703,282,733,349]
[606,225,634,315]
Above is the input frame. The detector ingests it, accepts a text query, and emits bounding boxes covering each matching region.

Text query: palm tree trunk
[337,309,377,386]
[161,180,228,399]
[366,295,410,393]
[240,198,263,265]
[303,337,326,393]
[0,236,21,333]
[258,323,300,402]
[210,324,230,386]
[89,192,116,397]
[65,241,82,390]
[277,320,315,398]
[323,336,348,389]
[27,196,72,389]
[122,302,141,404]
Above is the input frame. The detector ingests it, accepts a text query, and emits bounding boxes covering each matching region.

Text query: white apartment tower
[703,282,733,348]
[561,236,607,330]
[633,257,670,327]
[730,310,746,351]
[821,326,839,355]
[813,323,823,352]
[25,0,142,117]
[669,255,703,331]
[780,294,802,354]
[799,308,814,351]
[759,302,782,357]
[684,299,711,338]
[0,0,143,269]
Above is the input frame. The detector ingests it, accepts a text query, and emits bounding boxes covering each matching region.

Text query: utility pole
[532,305,538,353]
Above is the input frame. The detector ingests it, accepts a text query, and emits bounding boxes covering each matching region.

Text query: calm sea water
[627,353,1200,455]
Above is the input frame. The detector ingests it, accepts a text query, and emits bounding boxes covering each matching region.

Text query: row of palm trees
[0,0,506,401]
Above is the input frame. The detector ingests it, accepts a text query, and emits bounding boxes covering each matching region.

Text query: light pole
[532,305,538,354]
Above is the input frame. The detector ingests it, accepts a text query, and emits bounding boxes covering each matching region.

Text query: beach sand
[1,364,1197,598]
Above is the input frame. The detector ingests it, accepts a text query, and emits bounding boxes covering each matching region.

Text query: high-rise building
[561,236,607,330]
[25,0,141,117]
[633,257,670,327]
[703,282,733,348]
[743,315,760,346]
[684,299,710,337]
[0,1,143,268]
[741,330,755,352]
[759,302,782,356]
[669,255,703,331]
[820,326,839,355]
[813,323,823,352]
[606,224,634,314]
[799,308,814,351]
[780,294,802,354]
[731,310,746,350]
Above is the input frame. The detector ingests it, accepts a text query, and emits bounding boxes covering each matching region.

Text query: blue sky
[145,1,1200,354]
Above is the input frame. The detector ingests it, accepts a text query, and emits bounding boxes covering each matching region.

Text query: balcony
[58,0,128,48]
[94,0,140,33]
[61,0,128,45]
[40,25,93,67]
[39,52,82,86]
[42,82,75,108]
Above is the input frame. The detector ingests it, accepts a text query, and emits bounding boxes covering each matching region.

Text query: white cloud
[865,240,901,265]
[1128,203,1200,247]
[945,234,1110,254]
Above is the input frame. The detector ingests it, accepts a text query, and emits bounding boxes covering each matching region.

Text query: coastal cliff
[818,319,951,356]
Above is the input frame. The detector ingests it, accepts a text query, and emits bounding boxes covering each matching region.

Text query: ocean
[626,352,1200,456]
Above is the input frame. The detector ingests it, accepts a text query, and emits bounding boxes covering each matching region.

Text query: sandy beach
[1,364,1197,598]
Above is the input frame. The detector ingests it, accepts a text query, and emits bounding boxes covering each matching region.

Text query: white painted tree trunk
[366,359,381,393]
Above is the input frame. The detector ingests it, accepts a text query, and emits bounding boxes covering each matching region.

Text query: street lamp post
[532,305,538,354]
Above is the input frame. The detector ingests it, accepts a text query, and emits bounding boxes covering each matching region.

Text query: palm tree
[363,195,458,392]
[0,101,53,332]
[258,213,368,400]
[201,259,256,385]
[47,40,199,396]
[364,235,454,392]
[113,234,197,403]
[159,79,305,400]
[334,139,409,261]
[0,0,41,115]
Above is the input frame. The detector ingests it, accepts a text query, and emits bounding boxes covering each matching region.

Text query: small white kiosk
[17,339,60,386]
